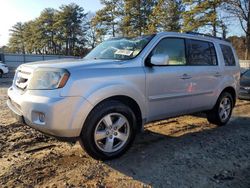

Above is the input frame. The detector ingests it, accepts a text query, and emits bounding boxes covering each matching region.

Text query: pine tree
[37,8,57,54]
[122,0,155,37]
[182,0,224,36]
[54,3,88,55]
[148,0,183,33]
[9,22,26,54]
[92,0,123,37]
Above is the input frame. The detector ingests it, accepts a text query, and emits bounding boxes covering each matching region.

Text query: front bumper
[7,86,93,139]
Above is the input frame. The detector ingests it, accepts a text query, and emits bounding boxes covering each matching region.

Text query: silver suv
[7,32,240,160]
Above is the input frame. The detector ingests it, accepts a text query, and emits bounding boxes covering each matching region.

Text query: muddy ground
[0,72,250,188]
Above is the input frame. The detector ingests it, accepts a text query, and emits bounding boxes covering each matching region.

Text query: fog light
[39,113,45,122]
[32,111,46,125]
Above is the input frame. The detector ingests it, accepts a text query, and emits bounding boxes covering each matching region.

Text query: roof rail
[185,32,230,42]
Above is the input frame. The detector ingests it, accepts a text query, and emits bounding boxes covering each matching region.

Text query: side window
[220,44,236,66]
[187,39,218,66]
[151,38,186,65]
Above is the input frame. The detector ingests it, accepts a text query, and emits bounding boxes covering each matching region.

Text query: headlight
[28,68,70,90]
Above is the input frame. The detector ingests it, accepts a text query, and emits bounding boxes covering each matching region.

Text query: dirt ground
[0,72,250,188]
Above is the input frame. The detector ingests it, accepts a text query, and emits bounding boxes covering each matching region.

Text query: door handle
[181,74,192,80]
[214,72,222,77]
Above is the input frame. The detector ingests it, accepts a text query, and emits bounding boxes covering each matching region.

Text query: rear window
[220,44,236,66]
[186,39,217,66]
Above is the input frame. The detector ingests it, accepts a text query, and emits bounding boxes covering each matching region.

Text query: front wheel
[207,92,233,126]
[79,100,137,160]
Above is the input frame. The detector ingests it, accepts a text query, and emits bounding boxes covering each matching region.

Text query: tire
[206,92,233,126]
[0,70,3,78]
[79,100,137,160]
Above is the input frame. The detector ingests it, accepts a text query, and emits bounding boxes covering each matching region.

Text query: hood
[20,58,126,71]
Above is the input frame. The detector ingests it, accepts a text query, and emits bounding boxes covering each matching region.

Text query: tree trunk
[212,3,217,37]
[112,23,115,37]
[111,8,115,37]
[66,39,69,55]
[245,1,250,60]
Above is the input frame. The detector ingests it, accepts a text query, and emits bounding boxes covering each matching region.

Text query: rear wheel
[79,100,137,160]
[207,92,233,126]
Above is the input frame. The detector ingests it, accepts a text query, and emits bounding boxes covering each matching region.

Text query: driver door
[145,37,193,121]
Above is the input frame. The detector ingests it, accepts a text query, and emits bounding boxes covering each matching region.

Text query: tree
[8,22,26,54]
[223,0,250,59]
[228,36,246,59]
[54,3,88,55]
[85,12,105,49]
[182,0,224,36]
[148,0,183,33]
[122,0,155,37]
[22,21,37,54]
[36,8,57,54]
[8,4,89,56]
[92,0,123,37]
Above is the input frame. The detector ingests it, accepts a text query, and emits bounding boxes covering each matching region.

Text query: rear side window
[220,44,236,66]
[186,39,217,66]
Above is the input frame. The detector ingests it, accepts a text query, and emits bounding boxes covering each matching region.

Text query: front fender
[68,83,147,136]
[85,83,147,120]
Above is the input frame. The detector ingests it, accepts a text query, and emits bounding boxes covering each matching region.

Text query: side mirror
[150,54,170,66]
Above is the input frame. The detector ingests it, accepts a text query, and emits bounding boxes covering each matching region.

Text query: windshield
[85,35,155,60]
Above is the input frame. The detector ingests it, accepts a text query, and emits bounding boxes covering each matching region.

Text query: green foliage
[92,0,123,37]
[121,0,156,37]
[148,0,183,33]
[8,3,88,56]
[8,1,186,54]
[9,22,26,53]
[7,0,249,59]
[182,0,224,36]
[54,3,88,55]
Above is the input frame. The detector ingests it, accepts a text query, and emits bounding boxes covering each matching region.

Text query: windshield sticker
[115,49,133,56]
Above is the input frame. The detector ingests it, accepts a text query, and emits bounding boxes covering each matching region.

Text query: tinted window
[242,70,250,78]
[151,38,186,65]
[187,39,217,66]
[220,44,236,66]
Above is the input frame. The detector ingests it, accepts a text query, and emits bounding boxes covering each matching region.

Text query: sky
[0,0,102,46]
[0,0,246,47]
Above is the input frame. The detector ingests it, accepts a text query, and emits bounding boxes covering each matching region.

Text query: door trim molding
[148,91,213,101]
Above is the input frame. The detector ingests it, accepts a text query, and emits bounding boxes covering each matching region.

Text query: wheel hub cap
[94,113,130,153]
[219,97,231,122]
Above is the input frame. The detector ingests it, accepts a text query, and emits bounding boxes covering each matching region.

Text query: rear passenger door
[185,39,222,111]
